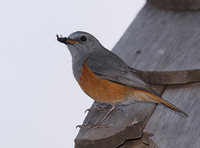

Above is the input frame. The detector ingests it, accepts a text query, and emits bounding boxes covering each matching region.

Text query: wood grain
[113,3,200,85]
[145,83,200,148]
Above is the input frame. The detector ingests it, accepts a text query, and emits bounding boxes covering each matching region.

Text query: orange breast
[78,62,132,103]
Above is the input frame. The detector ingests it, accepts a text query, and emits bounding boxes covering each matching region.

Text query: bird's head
[57,31,103,58]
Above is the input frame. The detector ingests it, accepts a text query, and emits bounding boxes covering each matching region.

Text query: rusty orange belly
[78,62,132,103]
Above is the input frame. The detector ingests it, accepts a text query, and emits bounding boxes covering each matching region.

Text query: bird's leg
[96,104,116,124]
[76,104,116,129]
[84,104,111,113]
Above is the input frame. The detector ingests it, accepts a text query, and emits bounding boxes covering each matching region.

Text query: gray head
[57,31,104,59]
[57,31,106,80]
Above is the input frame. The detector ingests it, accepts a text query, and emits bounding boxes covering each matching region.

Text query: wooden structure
[75,0,200,147]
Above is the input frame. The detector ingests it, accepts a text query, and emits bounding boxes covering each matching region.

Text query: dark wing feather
[86,50,160,97]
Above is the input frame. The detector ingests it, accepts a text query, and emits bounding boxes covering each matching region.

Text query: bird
[57,31,188,128]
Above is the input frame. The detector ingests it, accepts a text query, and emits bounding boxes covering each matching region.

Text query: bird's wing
[86,50,160,97]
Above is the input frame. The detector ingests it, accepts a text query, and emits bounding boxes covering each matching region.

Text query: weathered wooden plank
[145,83,200,148]
[113,3,200,84]
[137,69,200,85]
[148,0,200,10]
[115,3,200,147]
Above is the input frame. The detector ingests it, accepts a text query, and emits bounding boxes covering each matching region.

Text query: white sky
[0,0,145,147]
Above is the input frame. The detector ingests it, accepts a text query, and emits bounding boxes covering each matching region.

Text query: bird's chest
[78,62,131,103]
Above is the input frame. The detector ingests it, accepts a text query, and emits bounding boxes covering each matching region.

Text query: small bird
[57,31,188,128]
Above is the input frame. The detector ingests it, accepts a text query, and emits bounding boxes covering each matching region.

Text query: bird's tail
[134,89,188,117]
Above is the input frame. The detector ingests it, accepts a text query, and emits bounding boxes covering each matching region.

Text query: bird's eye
[80,36,87,42]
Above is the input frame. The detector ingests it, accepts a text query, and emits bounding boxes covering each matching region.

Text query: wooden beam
[118,2,200,147]
[145,83,200,147]
[113,3,200,84]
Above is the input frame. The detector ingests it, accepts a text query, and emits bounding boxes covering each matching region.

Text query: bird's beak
[56,35,79,45]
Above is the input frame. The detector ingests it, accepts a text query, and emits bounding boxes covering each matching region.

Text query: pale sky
[0,0,145,147]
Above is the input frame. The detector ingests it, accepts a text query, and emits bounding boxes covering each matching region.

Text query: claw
[78,104,118,130]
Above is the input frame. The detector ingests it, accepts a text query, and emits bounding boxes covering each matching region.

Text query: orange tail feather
[135,89,188,117]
